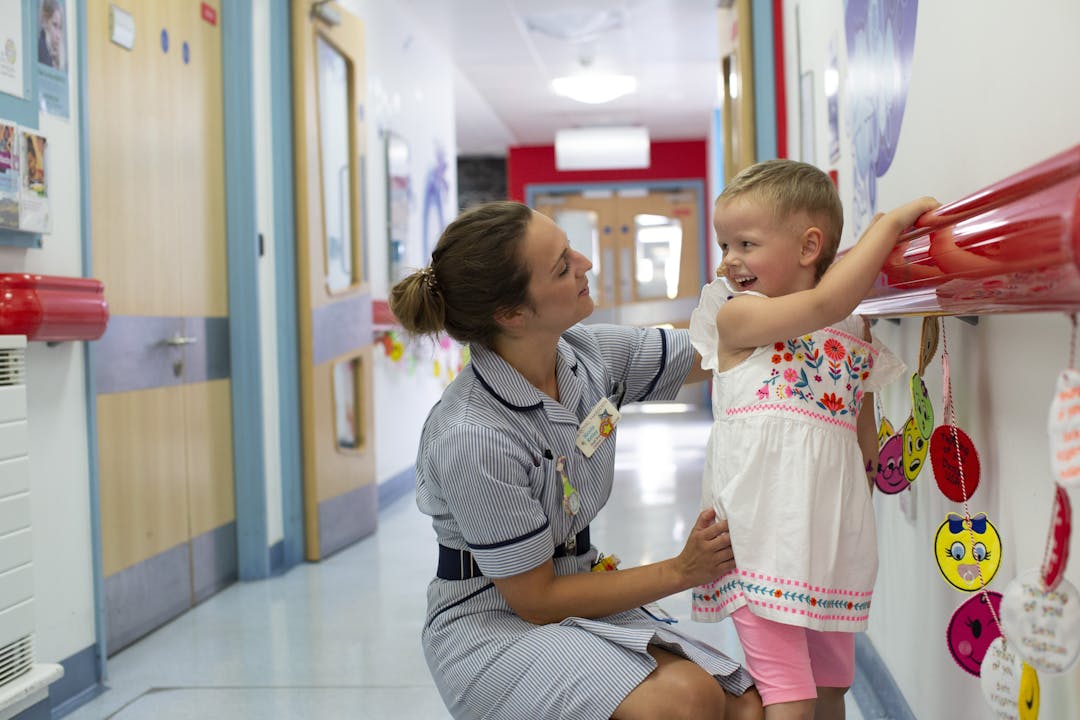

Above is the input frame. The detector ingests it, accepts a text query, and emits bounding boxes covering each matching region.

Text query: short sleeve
[689,279,731,373]
[864,335,907,392]
[588,324,695,404]
[850,315,907,392]
[424,424,553,578]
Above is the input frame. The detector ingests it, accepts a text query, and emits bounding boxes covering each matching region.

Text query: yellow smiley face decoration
[902,415,928,482]
[934,512,1003,591]
[1018,661,1039,720]
[877,416,895,448]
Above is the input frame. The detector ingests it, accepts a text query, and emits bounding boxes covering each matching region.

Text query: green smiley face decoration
[910,373,934,439]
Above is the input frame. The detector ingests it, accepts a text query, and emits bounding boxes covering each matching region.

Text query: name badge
[575,397,621,457]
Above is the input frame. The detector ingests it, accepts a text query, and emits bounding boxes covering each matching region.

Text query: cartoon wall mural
[843,0,919,237]
[422,143,449,262]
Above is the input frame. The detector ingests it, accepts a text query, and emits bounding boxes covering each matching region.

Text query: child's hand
[884,196,940,234]
[674,509,736,587]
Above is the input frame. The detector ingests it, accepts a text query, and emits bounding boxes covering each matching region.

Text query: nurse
[390,201,762,720]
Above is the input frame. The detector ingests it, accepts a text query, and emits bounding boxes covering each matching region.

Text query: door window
[554,208,600,301]
[316,36,355,294]
[633,214,683,300]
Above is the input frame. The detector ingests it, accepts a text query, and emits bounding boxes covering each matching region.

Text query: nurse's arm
[492,510,733,625]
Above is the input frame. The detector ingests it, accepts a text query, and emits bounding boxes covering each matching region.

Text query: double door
[88,0,235,653]
[534,186,707,329]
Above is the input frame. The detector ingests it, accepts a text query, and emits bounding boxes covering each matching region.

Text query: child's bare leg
[813,686,847,720]
[763,699,815,720]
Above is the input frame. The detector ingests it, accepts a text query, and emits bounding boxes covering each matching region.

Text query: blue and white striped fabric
[417,323,753,719]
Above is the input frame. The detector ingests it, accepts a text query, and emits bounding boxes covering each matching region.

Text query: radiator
[0,336,61,718]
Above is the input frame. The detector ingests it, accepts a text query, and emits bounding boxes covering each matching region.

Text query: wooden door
[88,0,234,653]
[535,186,705,328]
[291,1,377,560]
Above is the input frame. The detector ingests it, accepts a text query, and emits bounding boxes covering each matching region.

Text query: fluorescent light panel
[555,126,650,171]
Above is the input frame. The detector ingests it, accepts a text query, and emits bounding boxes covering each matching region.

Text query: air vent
[0,635,32,687]
[0,347,25,387]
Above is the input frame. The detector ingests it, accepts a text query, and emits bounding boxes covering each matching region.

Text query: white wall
[0,0,96,668]
[337,0,458,485]
[251,0,283,546]
[782,1,1080,717]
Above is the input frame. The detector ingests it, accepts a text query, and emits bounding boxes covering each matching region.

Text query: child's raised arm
[716,196,938,353]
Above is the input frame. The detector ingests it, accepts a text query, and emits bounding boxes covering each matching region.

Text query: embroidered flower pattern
[755,331,872,416]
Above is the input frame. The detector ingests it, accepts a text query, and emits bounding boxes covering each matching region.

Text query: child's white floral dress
[689,279,905,632]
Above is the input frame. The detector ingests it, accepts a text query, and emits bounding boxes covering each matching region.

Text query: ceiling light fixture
[551,74,637,105]
[555,126,650,171]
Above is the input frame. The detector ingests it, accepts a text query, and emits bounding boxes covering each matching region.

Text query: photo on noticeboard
[19,129,50,233]
[36,0,70,117]
[0,123,18,229]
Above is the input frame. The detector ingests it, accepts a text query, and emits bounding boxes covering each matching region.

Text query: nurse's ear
[493,305,526,334]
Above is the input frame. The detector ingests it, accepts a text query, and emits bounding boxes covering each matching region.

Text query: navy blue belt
[437,526,591,581]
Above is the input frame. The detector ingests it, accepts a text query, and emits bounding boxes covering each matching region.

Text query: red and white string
[940,318,1006,636]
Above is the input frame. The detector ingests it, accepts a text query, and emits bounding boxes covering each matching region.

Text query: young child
[689,159,936,718]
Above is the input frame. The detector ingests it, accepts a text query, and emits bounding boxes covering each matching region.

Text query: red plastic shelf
[856,144,1080,317]
[0,274,110,342]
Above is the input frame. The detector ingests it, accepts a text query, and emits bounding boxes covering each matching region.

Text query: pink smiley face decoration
[947,591,1003,677]
[875,434,907,494]
[929,425,981,502]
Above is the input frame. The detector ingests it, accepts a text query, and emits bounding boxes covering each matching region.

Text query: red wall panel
[507,139,709,202]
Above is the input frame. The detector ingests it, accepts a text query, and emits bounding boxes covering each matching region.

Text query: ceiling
[400,0,731,156]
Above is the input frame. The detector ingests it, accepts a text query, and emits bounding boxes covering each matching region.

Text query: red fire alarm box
[0,274,110,342]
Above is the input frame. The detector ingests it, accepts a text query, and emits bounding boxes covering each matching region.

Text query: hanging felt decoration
[875,433,908,494]
[1040,485,1072,592]
[930,425,982,502]
[947,591,1004,677]
[934,512,1003,591]
[1047,368,1080,489]
[1048,315,1080,489]
[902,415,929,482]
[1000,570,1080,675]
[877,415,895,447]
[910,372,935,439]
[979,636,1040,720]
[918,316,940,376]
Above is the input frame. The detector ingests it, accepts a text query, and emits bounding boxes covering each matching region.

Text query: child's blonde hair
[718,159,844,280]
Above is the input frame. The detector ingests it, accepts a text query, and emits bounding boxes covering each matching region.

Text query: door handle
[163,333,198,347]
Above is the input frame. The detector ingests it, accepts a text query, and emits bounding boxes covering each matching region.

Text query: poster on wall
[844,0,919,239]
[0,123,18,229]
[385,131,411,284]
[19,129,49,233]
[421,144,448,262]
[0,0,25,99]
[36,0,70,118]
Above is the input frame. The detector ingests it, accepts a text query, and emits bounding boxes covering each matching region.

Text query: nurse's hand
[674,509,735,587]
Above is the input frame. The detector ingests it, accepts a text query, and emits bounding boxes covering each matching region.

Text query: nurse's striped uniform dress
[418,323,753,720]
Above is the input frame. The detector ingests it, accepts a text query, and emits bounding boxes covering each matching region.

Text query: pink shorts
[730,606,855,706]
